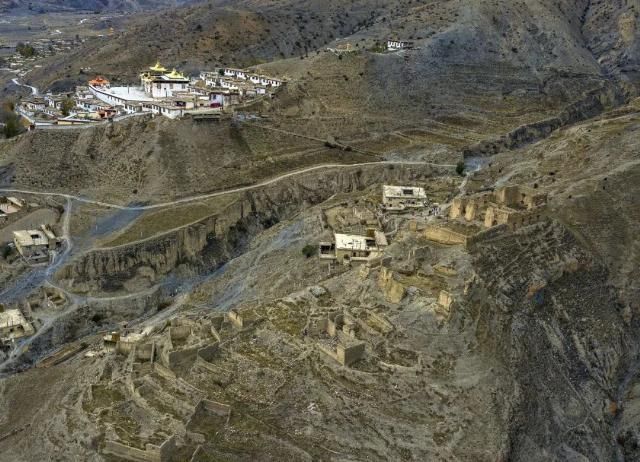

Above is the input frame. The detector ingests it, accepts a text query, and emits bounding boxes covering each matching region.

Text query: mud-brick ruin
[450,184,547,230]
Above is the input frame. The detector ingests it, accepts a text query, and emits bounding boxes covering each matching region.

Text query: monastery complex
[17,61,287,126]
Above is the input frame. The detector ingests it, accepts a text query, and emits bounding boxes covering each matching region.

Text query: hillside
[0,0,200,14]
[22,0,640,121]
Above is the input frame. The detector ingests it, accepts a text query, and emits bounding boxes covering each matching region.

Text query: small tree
[1,244,12,259]
[2,112,23,138]
[16,42,36,58]
[60,97,76,117]
[456,161,466,176]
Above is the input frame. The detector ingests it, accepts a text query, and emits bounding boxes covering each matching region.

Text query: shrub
[1,244,11,259]
[60,97,76,117]
[456,161,465,176]
[302,244,317,258]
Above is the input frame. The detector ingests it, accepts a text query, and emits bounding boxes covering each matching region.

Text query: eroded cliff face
[56,164,441,292]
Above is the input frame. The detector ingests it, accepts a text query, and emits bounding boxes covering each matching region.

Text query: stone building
[0,308,35,344]
[449,185,547,231]
[382,185,428,211]
[319,229,388,264]
[13,225,61,263]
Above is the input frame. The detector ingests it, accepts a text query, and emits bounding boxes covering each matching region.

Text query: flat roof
[152,75,190,83]
[5,197,24,207]
[13,229,50,247]
[383,185,427,199]
[0,309,28,329]
[98,86,154,102]
[335,233,376,251]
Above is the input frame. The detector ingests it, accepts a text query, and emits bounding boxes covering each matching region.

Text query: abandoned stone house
[319,229,388,264]
[450,191,493,222]
[382,185,428,211]
[315,311,366,367]
[0,308,35,345]
[449,185,547,230]
[484,205,543,230]
[12,225,61,263]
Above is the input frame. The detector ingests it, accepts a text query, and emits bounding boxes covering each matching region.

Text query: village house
[328,43,357,54]
[44,93,69,111]
[387,40,415,51]
[382,185,428,211]
[224,68,247,80]
[74,86,95,101]
[319,229,388,264]
[13,225,61,263]
[0,308,35,345]
[78,97,113,113]
[21,97,47,113]
[212,68,284,88]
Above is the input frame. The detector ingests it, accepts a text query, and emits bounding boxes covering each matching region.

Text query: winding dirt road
[0,160,456,211]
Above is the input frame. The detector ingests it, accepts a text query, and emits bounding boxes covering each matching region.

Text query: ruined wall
[424,226,469,246]
[337,341,366,366]
[377,267,406,303]
[135,342,155,362]
[169,325,191,341]
[167,346,200,370]
[438,290,454,311]
[197,343,219,362]
[102,436,176,462]
[197,399,231,417]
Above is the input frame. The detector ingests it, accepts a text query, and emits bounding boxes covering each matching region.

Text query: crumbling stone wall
[377,267,406,303]
[103,435,176,462]
[484,206,544,230]
[424,226,469,246]
[337,341,365,366]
